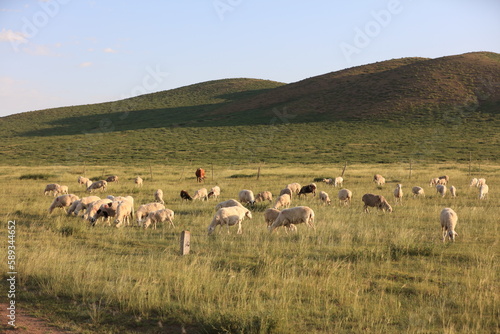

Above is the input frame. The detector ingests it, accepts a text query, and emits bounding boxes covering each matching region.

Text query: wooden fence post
[409,160,412,179]
[180,231,191,255]
[257,166,261,180]
[341,161,347,178]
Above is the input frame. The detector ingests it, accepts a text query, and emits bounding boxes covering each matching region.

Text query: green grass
[0,163,498,333]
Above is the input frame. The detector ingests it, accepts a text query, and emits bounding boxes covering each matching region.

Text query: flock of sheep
[43,170,490,242]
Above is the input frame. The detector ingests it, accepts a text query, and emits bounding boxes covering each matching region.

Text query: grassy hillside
[1,52,499,165]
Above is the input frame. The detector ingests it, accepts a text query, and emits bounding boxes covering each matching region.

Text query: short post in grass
[180,231,191,255]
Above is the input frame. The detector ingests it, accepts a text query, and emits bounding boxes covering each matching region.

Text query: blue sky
[1,0,499,117]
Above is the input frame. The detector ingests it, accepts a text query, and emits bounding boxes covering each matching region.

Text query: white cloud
[0,29,27,43]
[104,47,117,53]
[79,61,93,67]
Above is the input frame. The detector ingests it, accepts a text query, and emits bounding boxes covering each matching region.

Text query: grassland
[0,163,498,333]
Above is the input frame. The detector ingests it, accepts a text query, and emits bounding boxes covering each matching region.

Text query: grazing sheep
[411,186,425,198]
[90,200,121,226]
[192,188,209,201]
[429,178,439,187]
[436,178,447,186]
[85,179,93,188]
[208,186,221,199]
[438,175,449,185]
[195,168,206,183]
[373,174,385,187]
[77,176,90,186]
[469,178,478,187]
[136,203,165,225]
[106,175,119,183]
[298,183,317,198]
[44,183,61,196]
[144,209,175,229]
[70,196,101,216]
[154,189,165,204]
[436,184,447,197]
[180,190,193,201]
[268,206,315,232]
[238,189,255,205]
[479,184,489,200]
[286,183,301,194]
[215,199,245,211]
[334,177,343,187]
[338,188,352,206]
[273,194,291,210]
[114,198,135,228]
[362,193,392,213]
[449,185,457,198]
[55,185,69,196]
[263,208,297,233]
[83,199,112,221]
[48,194,80,214]
[322,178,333,185]
[318,191,331,205]
[208,206,252,235]
[440,208,458,242]
[393,184,403,204]
[279,188,293,199]
[134,176,143,187]
[255,191,273,203]
[477,178,486,188]
[86,180,107,193]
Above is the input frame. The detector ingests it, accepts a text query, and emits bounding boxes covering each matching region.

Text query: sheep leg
[237,220,242,234]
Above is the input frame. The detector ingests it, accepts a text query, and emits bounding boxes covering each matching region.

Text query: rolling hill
[1,51,499,165]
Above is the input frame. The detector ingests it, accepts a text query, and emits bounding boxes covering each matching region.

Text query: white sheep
[208,186,221,199]
[143,209,175,229]
[362,193,392,213]
[85,179,93,188]
[411,186,425,198]
[77,176,90,186]
[440,208,458,242]
[83,198,112,221]
[114,200,134,228]
[192,188,208,201]
[56,185,69,196]
[479,184,489,200]
[334,176,343,187]
[449,185,457,198]
[322,178,333,185]
[286,183,301,194]
[70,195,101,216]
[318,191,331,205]
[393,184,403,204]
[477,178,486,188]
[338,188,352,206]
[208,206,252,235]
[268,206,315,232]
[255,191,273,203]
[238,189,255,205]
[436,184,447,197]
[136,203,165,225]
[438,175,449,185]
[429,178,439,187]
[215,199,245,211]
[135,176,143,187]
[273,193,291,210]
[86,180,107,193]
[263,208,297,233]
[90,200,122,226]
[469,178,478,187]
[48,194,80,214]
[154,189,165,204]
[44,183,61,196]
[373,174,385,187]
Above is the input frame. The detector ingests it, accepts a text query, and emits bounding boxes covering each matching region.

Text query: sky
[0,0,499,117]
